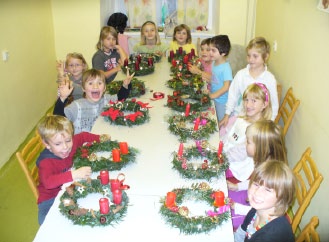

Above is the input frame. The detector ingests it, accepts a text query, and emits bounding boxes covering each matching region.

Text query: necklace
[246,213,271,238]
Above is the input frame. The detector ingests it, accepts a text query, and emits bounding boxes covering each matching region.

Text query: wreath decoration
[129,53,162,63]
[73,140,139,172]
[167,73,204,91]
[159,183,231,235]
[59,179,128,227]
[107,78,146,98]
[166,90,211,113]
[101,99,150,126]
[173,141,229,181]
[121,62,154,76]
[167,112,217,142]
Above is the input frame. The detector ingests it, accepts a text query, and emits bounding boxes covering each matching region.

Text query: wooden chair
[16,132,44,200]
[296,216,320,242]
[274,87,300,137]
[289,147,323,234]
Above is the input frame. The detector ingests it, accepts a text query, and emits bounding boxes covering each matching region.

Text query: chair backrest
[295,216,320,242]
[16,132,44,200]
[290,147,323,233]
[274,87,300,137]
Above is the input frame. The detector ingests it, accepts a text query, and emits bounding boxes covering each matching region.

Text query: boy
[36,115,110,224]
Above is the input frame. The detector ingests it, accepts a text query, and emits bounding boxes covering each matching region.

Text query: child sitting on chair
[36,115,110,225]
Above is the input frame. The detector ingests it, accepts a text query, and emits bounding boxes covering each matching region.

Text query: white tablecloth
[33,60,234,242]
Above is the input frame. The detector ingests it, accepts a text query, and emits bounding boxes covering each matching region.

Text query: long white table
[33,60,234,242]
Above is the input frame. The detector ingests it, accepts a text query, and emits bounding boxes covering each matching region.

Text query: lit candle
[178,47,183,55]
[170,50,174,59]
[119,142,129,154]
[99,198,109,214]
[178,143,184,157]
[100,170,109,185]
[213,191,225,207]
[110,179,121,192]
[147,57,153,67]
[165,192,176,208]
[185,103,190,117]
[124,58,128,67]
[112,149,121,162]
[218,141,224,157]
[193,117,200,131]
[112,189,122,205]
[134,61,140,71]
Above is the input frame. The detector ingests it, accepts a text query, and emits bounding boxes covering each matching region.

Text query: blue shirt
[211,61,233,104]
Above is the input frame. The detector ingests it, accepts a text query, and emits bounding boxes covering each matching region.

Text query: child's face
[83,76,106,103]
[247,47,267,70]
[209,44,224,62]
[102,34,117,52]
[243,93,267,121]
[45,131,73,159]
[175,29,188,45]
[248,181,278,212]
[200,44,211,62]
[246,136,256,157]
[66,57,85,79]
[142,23,156,41]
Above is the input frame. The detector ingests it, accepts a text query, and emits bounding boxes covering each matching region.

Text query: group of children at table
[35,12,296,242]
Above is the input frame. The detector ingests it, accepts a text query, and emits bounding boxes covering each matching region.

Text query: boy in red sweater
[36,115,110,224]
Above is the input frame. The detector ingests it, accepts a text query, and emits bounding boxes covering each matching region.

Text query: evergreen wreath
[167,73,204,92]
[59,179,128,227]
[159,183,231,235]
[167,112,217,142]
[166,91,211,113]
[73,140,139,172]
[121,62,154,76]
[129,53,162,63]
[101,99,150,126]
[107,78,146,98]
[172,141,229,181]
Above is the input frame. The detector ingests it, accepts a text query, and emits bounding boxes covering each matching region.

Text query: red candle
[110,179,121,192]
[119,142,129,154]
[178,47,183,55]
[112,189,122,205]
[134,61,140,71]
[178,143,184,157]
[99,198,110,214]
[185,103,190,117]
[136,54,141,62]
[124,58,128,67]
[100,170,109,185]
[183,55,189,64]
[218,141,224,157]
[147,57,153,66]
[193,117,200,131]
[191,48,195,57]
[165,192,176,207]
[170,50,174,59]
[213,191,225,207]
[171,59,177,67]
[112,149,121,162]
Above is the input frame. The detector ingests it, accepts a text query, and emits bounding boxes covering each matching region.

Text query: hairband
[255,83,269,102]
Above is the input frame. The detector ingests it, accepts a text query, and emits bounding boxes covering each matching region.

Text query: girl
[92,26,128,84]
[133,21,168,56]
[58,69,134,134]
[169,24,197,55]
[234,160,296,242]
[219,37,279,128]
[229,119,287,230]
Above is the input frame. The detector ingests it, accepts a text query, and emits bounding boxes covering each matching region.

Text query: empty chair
[295,216,320,242]
[16,132,44,200]
[289,147,323,234]
[274,87,300,137]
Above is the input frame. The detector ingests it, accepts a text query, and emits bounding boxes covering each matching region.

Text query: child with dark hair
[107,12,130,55]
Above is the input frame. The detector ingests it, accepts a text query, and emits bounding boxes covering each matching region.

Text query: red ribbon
[150,92,165,101]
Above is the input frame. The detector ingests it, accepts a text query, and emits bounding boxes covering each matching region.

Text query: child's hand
[58,79,73,101]
[219,114,230,128]
[227,181,239,191]
[72,166,92,180]
[188,64,201,75]
[56,60,65,78]
[122,69,135,89]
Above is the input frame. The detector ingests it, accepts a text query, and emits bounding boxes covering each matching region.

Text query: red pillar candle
[124,58,128,67]
[134,61,140,71]
[112,189,122,205]
[185,103,190,117]
[191,48,195,57]
[110,179,121,192]
[183,55,189,64]
[100,170,109,185]
[136,54,141,62]
[165,192,176,208]
[193,117,200,131]
[112,149,121,162]
[213,191,225,207]
[99,198,110,214]
[178,47,183,55]
[170,50,174,59]
[119,142,129,154]
[147,57,153,67]
[171,59,177,67]
[178,143,184,157]
[218,141,224,157]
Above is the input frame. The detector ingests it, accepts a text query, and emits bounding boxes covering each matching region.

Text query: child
[36,115,110,225]
[169,24,197,55]
[132,21,168,56]
[219,37,279,128]
[207,35,233,123]
[57,68,134,134]
[92,26,128,84]
[229,119,287,230]
[188,38,212,90]
[107,12,130,56]
[234,160,296,242]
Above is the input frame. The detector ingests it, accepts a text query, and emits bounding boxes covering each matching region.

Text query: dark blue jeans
[38,197,55,225]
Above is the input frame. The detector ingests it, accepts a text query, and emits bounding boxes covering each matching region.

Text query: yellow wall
[256,0,329,239]
[0,0,57,167]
